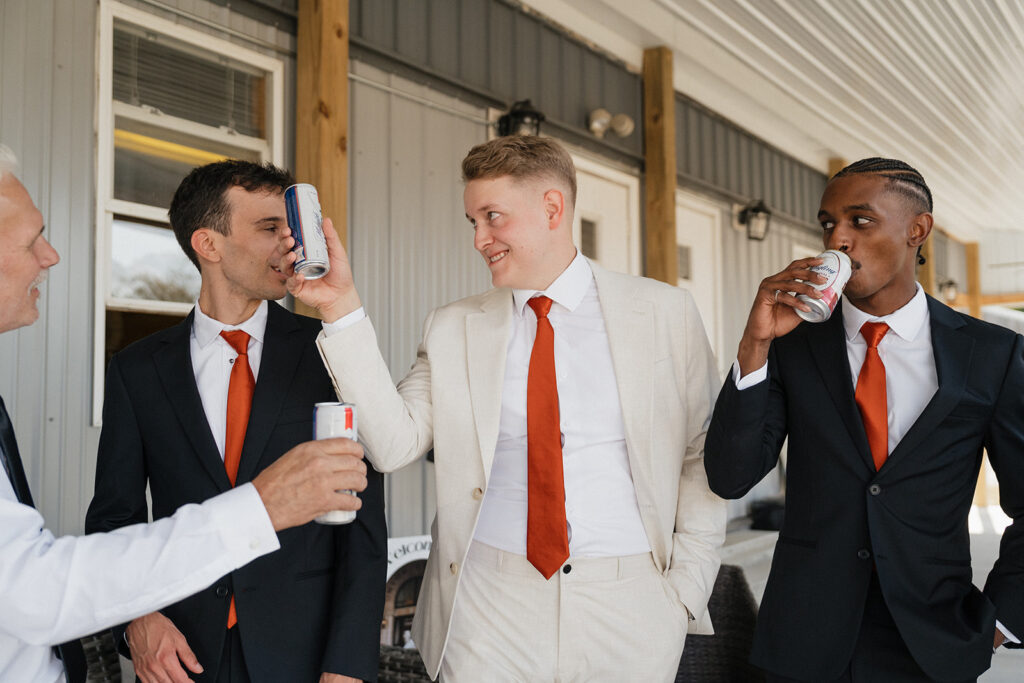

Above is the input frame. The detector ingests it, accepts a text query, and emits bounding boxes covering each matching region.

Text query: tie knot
[528,295,553,319]
[860,322,889,348]
[220,330,251,355]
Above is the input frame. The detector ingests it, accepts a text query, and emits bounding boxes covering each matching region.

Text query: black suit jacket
[85,302,387,682]
[705,296,1024,682]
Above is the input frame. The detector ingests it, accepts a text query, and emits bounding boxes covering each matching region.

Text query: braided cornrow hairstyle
[832,157,933,264]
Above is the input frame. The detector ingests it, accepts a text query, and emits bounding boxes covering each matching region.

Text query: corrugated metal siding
[350,60,491,536]
[676,94,827,228]
[716,206,822,521]
[1,0,99,534]
[931,230,968,295]
[981,229,1024,295]
[0,0,295,536]
[349,0,643,160]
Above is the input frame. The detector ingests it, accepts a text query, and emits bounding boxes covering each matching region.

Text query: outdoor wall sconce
[497,99,545,136]
[737,199,772,241]
[587,108,636,139]
[938,278,959,303]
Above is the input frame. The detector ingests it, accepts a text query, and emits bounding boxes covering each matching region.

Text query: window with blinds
[93,0,284,424]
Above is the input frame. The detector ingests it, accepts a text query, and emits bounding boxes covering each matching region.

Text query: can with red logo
[313,402,358,524]
[284,183,330,279]
[796,250,852,323]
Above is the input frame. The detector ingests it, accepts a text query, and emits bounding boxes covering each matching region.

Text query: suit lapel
[591,264,656,502]
[807,303,876,472]
[881,297,972,474]
[466,288,513,483]
[153,311,232,491]
[235,302,303,484]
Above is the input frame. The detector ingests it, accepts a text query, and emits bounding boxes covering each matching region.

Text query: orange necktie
[526,296,570,579]
[220,329,255,629]
[854,322,889,471]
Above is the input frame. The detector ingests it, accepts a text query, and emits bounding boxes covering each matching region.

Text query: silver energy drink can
[284,183,330,280]
[796,250,853,323]
[313,402,358,525]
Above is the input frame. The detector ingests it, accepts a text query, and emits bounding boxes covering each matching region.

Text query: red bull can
[284,183,330,279]
[796,250,852,323]
[313,402,358,524]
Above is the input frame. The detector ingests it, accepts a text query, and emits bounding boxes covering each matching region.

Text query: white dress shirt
[0,472,278,683]
[323,253,651,557]
[191,301,268,460]
[472,251,651,557]
[733,284,1018,644]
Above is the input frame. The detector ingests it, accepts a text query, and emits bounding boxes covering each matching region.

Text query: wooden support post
[827,157,847,179]
[918,237,936,296]
[296,0,349,317]
[966,242,981,319]
[642,46,678,285]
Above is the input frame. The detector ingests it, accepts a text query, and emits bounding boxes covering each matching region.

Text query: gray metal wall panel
[1,0,98,534]
[350,61,490,536]
[350,0,643,160]
[677,95,828,228]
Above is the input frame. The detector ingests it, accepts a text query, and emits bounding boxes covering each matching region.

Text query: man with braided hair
[705,158,1024,682]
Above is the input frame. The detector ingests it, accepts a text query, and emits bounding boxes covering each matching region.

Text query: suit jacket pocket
[777,534,817,550]
[295,566,336,581]
[277,406,315,425]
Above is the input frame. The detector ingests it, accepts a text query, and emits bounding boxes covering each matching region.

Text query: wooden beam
[918,236,936,296]
[296,0,349,317]
[965,242,982,318]
[827,157,847,179]
[642,46,678,286]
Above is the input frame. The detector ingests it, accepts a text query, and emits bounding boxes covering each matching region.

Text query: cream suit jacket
[317,261,726,678]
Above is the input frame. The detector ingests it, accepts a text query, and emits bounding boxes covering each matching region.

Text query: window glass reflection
[111,218,200,304]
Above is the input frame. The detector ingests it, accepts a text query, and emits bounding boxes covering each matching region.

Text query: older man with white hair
[0,144,370,683]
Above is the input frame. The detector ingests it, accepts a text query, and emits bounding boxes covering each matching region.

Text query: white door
[676,190,724,372]
[571,155,641,276]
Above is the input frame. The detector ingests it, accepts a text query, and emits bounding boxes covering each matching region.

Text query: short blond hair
[462,136,576,209]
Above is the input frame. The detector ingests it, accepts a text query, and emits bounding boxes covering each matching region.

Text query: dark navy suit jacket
[705,296,1024,681]
[86,302,387,682]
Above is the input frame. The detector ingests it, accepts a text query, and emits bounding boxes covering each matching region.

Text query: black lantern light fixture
[738,199,772,241]
[938,278,959,304]
[497,99,545,136]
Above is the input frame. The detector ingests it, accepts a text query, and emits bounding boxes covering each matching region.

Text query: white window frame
[93,0,284,424]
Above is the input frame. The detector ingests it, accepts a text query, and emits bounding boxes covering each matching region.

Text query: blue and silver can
[284,183,330,279]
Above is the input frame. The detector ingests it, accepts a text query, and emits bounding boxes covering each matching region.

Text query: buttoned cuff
[322,307,366,337]
[731,359,768,390]
[208,484,280,558]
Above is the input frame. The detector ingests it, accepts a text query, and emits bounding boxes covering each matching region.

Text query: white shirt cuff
[208,484,279,557]
[731,359,768,390]
[997,619,1020,646]
[321,307,366,337]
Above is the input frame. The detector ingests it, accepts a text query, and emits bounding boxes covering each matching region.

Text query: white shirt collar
[193,299,269,348]
[842,283,929,343]
[512,250,592,316]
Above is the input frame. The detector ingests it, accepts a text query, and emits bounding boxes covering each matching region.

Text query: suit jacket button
[869,484,881,496]
[215,585,229,598]
[857,549,871,560]
[472,487,484,500]
[450,562,459,575]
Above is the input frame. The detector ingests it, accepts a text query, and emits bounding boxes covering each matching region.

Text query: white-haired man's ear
[0,144,18,181]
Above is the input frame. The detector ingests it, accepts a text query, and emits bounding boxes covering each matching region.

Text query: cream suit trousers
[439,541,689,682]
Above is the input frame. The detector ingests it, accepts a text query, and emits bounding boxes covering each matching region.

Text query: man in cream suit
[286,136,725,681]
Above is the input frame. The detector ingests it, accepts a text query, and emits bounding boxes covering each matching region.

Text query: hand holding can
[795,250,852,323]
[314,402,358,524]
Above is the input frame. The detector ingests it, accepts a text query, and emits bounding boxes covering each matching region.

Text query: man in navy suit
[86,161,387,683]
[705,158,1024,682]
